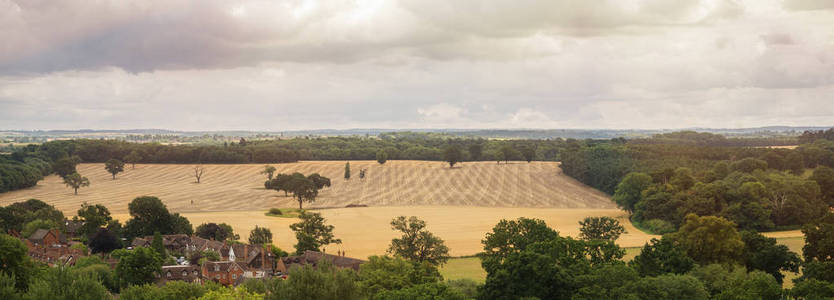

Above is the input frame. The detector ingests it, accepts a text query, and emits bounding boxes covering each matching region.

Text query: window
[182,271,188,277]
[214,265,219,271]
[215,275,220,279]
[193,270,199,276]
[166,272,171,278]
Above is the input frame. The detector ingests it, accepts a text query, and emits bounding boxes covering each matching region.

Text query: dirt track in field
[0,161,615,214]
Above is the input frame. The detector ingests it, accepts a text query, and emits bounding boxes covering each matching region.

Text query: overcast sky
[1,0,833,131]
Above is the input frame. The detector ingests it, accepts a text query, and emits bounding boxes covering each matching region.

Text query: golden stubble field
[0,160,654,257]
[113,206,654,259]
[0,161,616,213]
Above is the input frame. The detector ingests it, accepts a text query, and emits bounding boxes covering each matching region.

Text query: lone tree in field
[104,158,125,179]
[388,216,450,266]
[193,165,205,183]
[124,150,142,169]
[578,216,626,241]
[290,211,342,255]
[287,173,319,209]
[344,162,351,180]
[443,144,463,168]
[249,226,273,245]
[63,172,90,195]
[260,165,277,181]
[376,150,388,165]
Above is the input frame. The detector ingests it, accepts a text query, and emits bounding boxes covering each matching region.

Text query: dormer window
[193,270,199,276]
[182,271,188,277]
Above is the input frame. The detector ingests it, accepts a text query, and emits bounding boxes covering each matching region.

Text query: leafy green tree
[63,172,90,195]
[578,216,625,241]
[0,234,34,291]
[25,266,112,300]
[376,150,388,165]
[104,158,125,179]
[53,155,81,178]
[612,172,653,213]
[357,255,443,297]
[265,261,361,300]
[739,230,801,283]
[623,274,708,300]
[260,165,277,181]
[672,214,744,264]
[629,237,696,277]
[802,212,834,263]
[151,231,166,258]
[124,150,142,169]
[672,214,744,265]
[468,144,483,161]
[443,145,463,168]
[388,216,449,266]
[249,225,273,245]
[307,173,331,190]
[285,173,321,209]
[481,217,559,263]
[791,279,834,300]
[113,247,162,287]
[811,166,834,207]
[480,236,623,300]
[290,212,341,254]
[76,202,112,238]
[196,223,237,241]
[89,228,121,253]
[123,196,192,240]
[344,162,351,180]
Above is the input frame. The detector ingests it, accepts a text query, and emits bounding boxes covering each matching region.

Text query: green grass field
[440,257,487,283]
[264,208,304,218]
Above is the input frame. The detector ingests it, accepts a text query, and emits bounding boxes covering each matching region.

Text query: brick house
[27,228,65,248]
[202,261,246,286]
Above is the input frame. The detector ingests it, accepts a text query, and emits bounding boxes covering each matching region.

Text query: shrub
[268,208,283,215]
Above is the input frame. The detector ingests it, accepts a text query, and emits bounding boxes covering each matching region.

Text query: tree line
[561,130,834,233]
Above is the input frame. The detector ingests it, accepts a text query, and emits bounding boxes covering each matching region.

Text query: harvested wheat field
[0,161,615,214]
[114,206,656,259]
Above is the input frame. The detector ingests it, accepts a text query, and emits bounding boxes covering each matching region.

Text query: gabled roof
[28,228,50,241]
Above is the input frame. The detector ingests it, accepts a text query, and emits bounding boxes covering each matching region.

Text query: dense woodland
[560,129,834,233]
